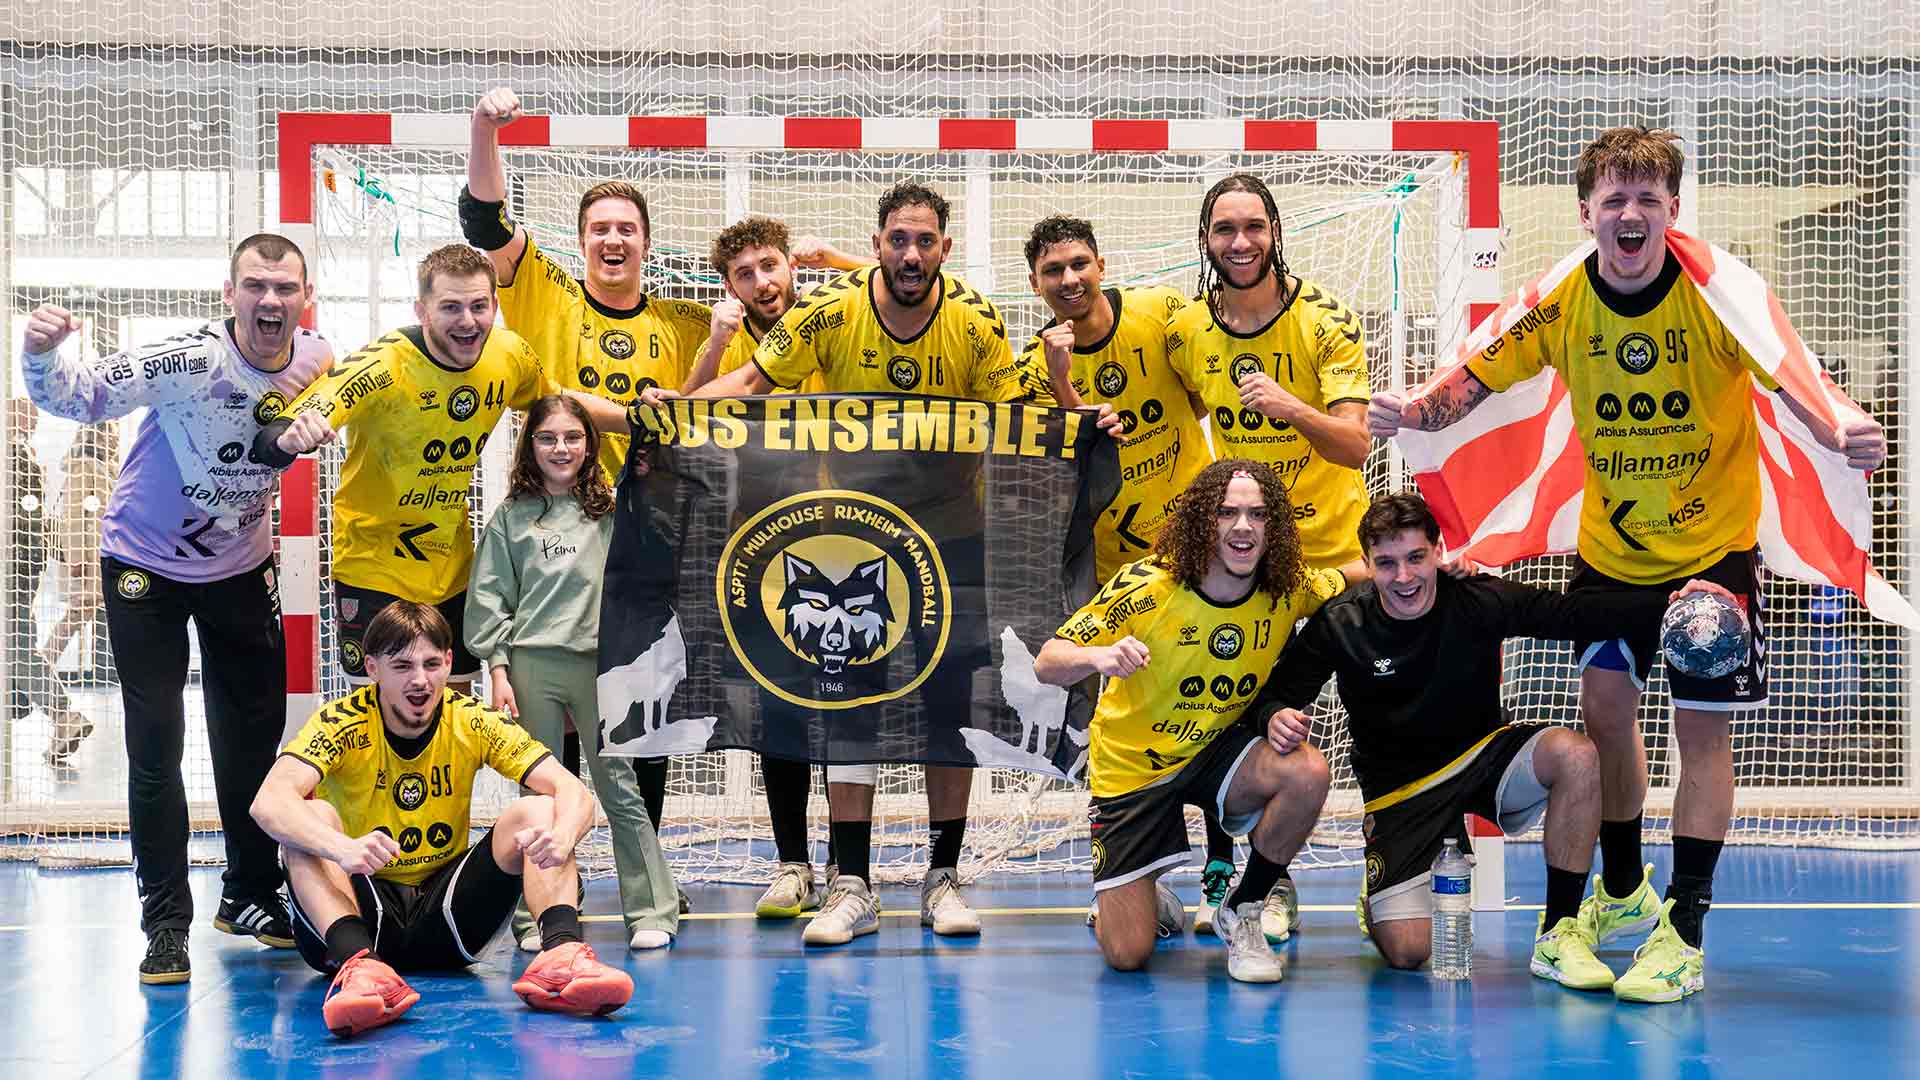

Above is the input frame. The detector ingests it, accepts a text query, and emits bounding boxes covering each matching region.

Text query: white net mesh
[307,142,1459,882]
[2,10,1916,876]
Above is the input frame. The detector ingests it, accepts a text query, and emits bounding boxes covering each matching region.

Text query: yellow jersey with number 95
[280,686,552,886]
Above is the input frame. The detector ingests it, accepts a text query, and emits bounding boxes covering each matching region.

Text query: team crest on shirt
[1615,333,1659,375]
[1208,624,1244,660]
[393,772,427,811]
[1095,361,1128,398]
[717,490,949,710]
[448,386,480,421]
[1229,353,1263,385]
[600,330,637,360]
[253,391,288,426]
[1365,850,1384,887]
[887,356,920,391]
[115,570,152,600]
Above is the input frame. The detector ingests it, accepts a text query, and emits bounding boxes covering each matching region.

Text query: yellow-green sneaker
[1530,914,1616,991]
[1613,899,1704,1004]
[1579,862,1661,945]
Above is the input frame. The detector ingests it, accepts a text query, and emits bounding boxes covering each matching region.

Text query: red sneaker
[322,949,420,1037]
[511,941,634,1016]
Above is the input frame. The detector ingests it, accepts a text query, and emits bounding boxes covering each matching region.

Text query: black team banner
[595,394,1118,778]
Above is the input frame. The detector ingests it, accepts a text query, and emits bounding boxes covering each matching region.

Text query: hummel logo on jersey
[1372,656,1394,675]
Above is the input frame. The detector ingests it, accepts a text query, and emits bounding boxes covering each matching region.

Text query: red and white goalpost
[270,111,1505,884]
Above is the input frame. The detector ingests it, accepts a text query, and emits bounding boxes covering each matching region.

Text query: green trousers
[509,646,679,937]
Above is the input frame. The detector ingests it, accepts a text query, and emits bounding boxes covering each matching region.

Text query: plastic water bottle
[1430,837,1473,979]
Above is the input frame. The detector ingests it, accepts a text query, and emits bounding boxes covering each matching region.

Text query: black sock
[1666,835,1723,949]
[1225,852,1287,911]
[324,915,375,968]
[1599,814,1644,897]
[632,757,669,832]
[830,820,872,885]
[538,904,583,950]
[1543,866,1587,929]
[928,817,967,871]
[762,756,814,865]
[1203,811,1236,865]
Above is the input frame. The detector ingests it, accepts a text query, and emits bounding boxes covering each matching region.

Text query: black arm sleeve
[250,417,298,469]
[458,185,518,251]
[1248,609,1340,730]
[1480,575,1669,643]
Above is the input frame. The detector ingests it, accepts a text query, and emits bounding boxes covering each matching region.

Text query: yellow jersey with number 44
[1020,285,1210,583]
[1167,281,1371,567]
[278,326,554,603]
[280,686,552,885]
[498,235,711,482]
[1464,253,1779,583]
[1057,559,1346,798]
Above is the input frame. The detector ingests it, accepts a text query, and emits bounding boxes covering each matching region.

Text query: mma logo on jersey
[116,570,152,600]
[1208,625,1244,660]
[1180,676,1205,698]
[1229,354,1263,385]
[218,442,245,464]
[1596,393,1623,422]
[1095,362,1127,398]
[1615,332,1659,375]
[253,391,288,426]
[600,330,636,360]
[605,373,633,397]
[718,490,949,710]
[887,356,920,391]
[448,386,479,421]
[393,772,427,811]
[577,366,601,389]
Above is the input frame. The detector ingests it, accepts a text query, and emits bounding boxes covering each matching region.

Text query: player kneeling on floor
[1035,459,1352,983]
[1250,492,1734,990]
[250,601,632,1037]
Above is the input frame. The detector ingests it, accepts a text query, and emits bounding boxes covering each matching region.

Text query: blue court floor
[3,844,1916,1079]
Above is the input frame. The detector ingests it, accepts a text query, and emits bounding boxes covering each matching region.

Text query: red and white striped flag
[1398,231,1916,629]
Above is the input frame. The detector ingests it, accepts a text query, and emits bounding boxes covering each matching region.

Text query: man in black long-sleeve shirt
[1252,493,1728,994]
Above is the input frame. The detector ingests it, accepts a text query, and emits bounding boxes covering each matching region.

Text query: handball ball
[1660,591,1750,680]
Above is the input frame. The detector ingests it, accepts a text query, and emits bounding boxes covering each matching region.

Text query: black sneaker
[678,888,693,915]
[140,927,191,985]
[215,894,296,949]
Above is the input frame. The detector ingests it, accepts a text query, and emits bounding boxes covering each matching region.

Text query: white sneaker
[920,867,981,936]
[1261,878,1299,944]
[755,862,821,920]
[1155,881,1185,938]
[1215,901,1284,983]
[629,927,673,950]
[517,925,542,953]
[803,876,880,946]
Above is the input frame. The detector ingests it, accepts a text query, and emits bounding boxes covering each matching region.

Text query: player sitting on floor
[250,601,632,1037]
[1033,458,1354,983]
[1252,492,1734,990]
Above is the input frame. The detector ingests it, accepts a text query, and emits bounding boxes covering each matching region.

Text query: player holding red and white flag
[1368,126,1899,1003]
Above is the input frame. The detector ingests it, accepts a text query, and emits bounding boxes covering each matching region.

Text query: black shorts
[289,833,521,974]
[1361,725,1549,923]
[1088,724,1264,892]
[333,582,482,681]
[1569,547,1767,710]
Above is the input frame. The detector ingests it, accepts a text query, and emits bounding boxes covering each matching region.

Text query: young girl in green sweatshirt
[466,394,679,949]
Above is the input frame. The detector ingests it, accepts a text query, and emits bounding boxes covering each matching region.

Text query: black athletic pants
[102,556,287,934]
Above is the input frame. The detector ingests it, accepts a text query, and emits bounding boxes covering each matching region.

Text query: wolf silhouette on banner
[595,395,1121,777]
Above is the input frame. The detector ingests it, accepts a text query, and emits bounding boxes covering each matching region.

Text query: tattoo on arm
[1412,371,1492,431]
